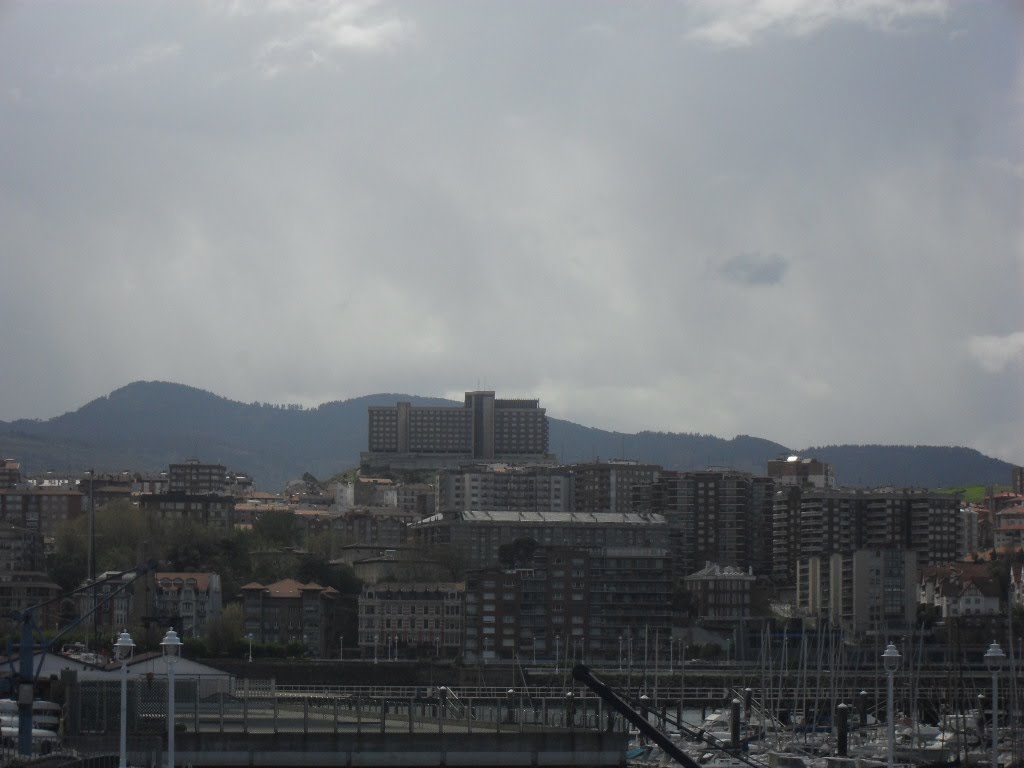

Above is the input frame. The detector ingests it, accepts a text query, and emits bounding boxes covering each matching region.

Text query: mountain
[0,381,1015,490]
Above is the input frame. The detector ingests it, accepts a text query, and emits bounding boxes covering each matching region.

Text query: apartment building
[241,578,340,658]
[642,470,774,576]
[436,464,574,514]
[767,456,835,489]
[408,509,668,571]
[138,492,234,528]
[0,522,45,572]
[357,581,463,659]
[0,459,21,489]
[331,507,417,547]
[463,543,672,664]
[919,563,1002,618]
[0,487,83,539]
[774,488,961,590]
[362,391,551,470]
[573,461,661,515]
[169,460,228,495]
[153,572,223,639]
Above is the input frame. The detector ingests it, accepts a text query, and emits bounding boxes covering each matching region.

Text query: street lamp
[618,635,623,672]
[114,630,135,768]
[555,634,561,672]
[247,633,253,663]
[161,628,183,768]
[339,635,343,661]
[983,640,1005,768]
[374,634,378,664]
[882,642,901,768]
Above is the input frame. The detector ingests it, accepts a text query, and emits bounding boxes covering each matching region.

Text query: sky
[0,0,1021,462]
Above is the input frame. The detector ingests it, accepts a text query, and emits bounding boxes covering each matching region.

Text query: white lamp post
[114,630,135,768]
[983,641,1005,768]
[161,628,183,768]
[882,642,901,768]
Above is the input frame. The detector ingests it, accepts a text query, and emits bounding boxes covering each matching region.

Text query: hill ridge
[0,380,1014,491]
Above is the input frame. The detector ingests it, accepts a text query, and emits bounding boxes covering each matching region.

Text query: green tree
[205,603,245,656]
[253,510,300,547]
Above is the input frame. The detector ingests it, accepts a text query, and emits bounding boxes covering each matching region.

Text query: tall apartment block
[640,469,775,576]
[774,488,961,590]
[361,391,551,470]
[1014,465,1024,495]
[572,461,662,515]
[436,464,574,514]
[798,549,917,637]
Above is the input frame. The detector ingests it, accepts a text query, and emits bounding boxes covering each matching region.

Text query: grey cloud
[715,252,790,286]
[0,1,1021,463]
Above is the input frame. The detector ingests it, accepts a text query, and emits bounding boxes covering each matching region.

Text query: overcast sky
[1,1,1021,461]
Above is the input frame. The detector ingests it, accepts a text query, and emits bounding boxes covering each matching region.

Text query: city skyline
[1,1,1021,460]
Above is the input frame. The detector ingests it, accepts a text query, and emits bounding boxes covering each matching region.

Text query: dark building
[640,469,774,576]
[169,460,228,495]
[0,459,21,490]
[138,492,234,528]
[1014,466,1024,495]
[773,487,961,589]
[572,461,662,515]
[0,488,83,539]
[362,391,551,470]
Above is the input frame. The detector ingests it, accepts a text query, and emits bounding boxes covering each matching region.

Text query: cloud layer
[0,1,1021,464]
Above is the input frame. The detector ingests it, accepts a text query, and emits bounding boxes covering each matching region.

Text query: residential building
[0,488,83,539]
[684,562,757,622]
[138,492,234,528]
[463,544,672,664]
[0,459,21,489]
[169,460,228,495]
[332,507,417,547]
[960,506,980,558]
[573,461,661,515]
[409,509,667,571]
[0,571,60,631]
[358,581,463,658]
[436,464,574,514]
[773,488,961,590]
[241,578,340,658]
[767,456,835,489]
[1013,466,1024,496]
[642,469,774,576]
[74,569,156,640]
[153,572,223,639]
[993,504,1024,549]
[919,563,1002,618]
[0,522,45,572]
[362,391,551,470]
[828,549,917,637]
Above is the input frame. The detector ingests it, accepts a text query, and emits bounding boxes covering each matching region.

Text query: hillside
[0,381,1015,490]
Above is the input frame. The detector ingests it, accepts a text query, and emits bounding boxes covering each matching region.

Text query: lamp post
[247,633,253,663]
[340,635,343,661]
[882,642,901,768]
[983,641,1005,768]
[85,468,97,648]
[374,634,378,664]
[619,635,623,672]
[555,634,561,673]
[114,630,135,768]
[161,628,183,768]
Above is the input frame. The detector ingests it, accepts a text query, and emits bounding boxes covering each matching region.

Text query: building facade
[362,391,551,470]
[684,562,757,622]
[169,460,229,495]
[436,464,574,514]
[767,456,835,489]
[153,572,223,639]
[241,578,340,658]
[357,581,464,659]
[0,488,83,539]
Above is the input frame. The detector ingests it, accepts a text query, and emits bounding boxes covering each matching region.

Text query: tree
[253,510,300,547]
[205,603,245,657]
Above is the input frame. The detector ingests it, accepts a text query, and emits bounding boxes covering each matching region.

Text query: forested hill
[0,381,1014,491]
